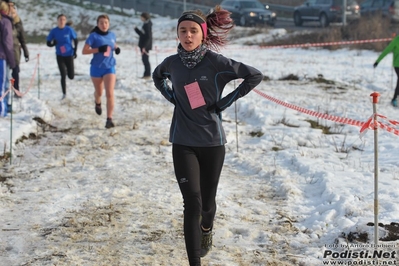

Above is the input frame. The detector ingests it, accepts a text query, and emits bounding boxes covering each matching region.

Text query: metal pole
[183,0,186,12]
[38,54,41,99]
[343,0,347,26]
[370,92,380,246]
[9,79,15,165]
[234,80,239,153]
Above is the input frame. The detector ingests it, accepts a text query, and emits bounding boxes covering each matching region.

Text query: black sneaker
[95,102,102,115]
[105,118,115,129]
[200,229,213,257]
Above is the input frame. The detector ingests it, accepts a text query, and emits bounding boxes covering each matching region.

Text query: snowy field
[1,0,399,265]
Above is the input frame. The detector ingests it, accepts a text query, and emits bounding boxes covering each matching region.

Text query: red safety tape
[259,38,393,49]
[0,55,39,100]
[0,88,11,101]
[253,89,399,137]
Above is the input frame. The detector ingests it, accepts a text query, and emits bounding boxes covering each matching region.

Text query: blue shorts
[90,65,115,78]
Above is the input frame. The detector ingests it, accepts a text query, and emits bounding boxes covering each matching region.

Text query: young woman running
[46,14,78,99]
[82,14,120,129]
[153,6,263,266]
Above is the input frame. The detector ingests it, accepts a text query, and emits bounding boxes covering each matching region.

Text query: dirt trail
[0,79,304,266]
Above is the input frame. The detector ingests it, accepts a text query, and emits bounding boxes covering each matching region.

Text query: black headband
[177,13,207,39]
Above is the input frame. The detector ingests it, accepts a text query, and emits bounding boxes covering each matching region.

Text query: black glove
[207,103,222,114]
[373,62,378,68]
[98,45,108,53]
[73,49,77,59]
[46,40,57,47]
[115,47,121,55]
[25,56,29,62]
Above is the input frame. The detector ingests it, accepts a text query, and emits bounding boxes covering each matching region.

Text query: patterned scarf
[177,43,208,69]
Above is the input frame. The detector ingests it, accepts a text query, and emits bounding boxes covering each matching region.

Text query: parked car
[360,0,399,22]
[220,0,277,27]
[293,0,361,28]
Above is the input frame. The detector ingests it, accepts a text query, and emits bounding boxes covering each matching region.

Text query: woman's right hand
[98,45,108,53]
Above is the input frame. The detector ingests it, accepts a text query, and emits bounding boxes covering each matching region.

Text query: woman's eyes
[180,29,198,34]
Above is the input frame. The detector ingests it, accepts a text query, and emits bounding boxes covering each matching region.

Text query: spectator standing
[46,14,78,99]
[134,12,152,79]
[0,0,15,116]
[9,1,29,98]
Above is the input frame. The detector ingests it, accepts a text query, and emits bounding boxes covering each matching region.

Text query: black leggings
[172,144,225,266]
[394,67,399,100]
[56,55,74,95]
[142,52,151,77]
[11,65,20,91]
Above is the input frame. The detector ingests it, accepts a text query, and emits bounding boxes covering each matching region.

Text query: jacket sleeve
[376,37,399,64]
[1,20,16,69]
[16,21,29,58]
[153,58,175,105]
[142,23,151,50]
[134,27,142,36]
[214,56,263,111]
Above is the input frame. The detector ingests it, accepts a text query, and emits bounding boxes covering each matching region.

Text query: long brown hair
[180,5,234,51]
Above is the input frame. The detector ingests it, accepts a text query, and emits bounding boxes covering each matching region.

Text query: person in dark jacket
[9,1,29,98]
[153,6,263,266]
[0,0,15,116]
[46,14,78,99]
[134,12,152,79]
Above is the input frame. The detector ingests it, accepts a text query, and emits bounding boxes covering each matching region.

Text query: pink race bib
[184,81,206,109]
[60,46,66,54]
[104,46,111,57]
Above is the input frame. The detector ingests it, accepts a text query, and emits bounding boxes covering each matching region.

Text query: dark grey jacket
[134,20,152,51]
[153,50,263,147]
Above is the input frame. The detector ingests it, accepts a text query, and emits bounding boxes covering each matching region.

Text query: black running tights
[56,55,74,95]
[11,65,20,90]
[172,144,225,266]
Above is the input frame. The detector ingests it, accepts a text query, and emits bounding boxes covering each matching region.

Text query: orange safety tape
[253,89,399,137]
[0,55,39,100]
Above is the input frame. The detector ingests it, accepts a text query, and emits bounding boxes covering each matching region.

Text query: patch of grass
[249,130,264,137]
[279,74,299,81]
[15,133,40,145]
[57,0,132,17]
[0,152,11,163]
[26,33,48,44]
[263,75,271,81]
[308,74,335,85]
[263,15,394,51]
[305,119,337,134]
[273,117,299,128]
[272,146,283,151]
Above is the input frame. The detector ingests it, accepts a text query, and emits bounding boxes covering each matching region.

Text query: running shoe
[391,99,398,107]
[200,229,213,257]
[95,102,102,115]
[105,118,115,128]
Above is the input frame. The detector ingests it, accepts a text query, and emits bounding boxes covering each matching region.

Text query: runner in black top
[153,6,263,266]
[46,14,78,99]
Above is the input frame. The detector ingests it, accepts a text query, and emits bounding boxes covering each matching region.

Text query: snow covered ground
[0,0,399,265]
